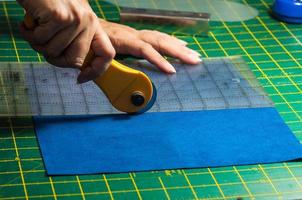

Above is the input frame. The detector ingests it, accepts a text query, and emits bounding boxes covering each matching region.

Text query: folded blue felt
[34,107,302,175]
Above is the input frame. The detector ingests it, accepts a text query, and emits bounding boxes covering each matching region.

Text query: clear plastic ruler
[0,56,273,116]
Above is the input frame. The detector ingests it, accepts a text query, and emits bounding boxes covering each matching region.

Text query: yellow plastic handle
[24,14,154,113]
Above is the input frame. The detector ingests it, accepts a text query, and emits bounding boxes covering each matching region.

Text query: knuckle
[159,32,170,38]
[151,30,161,34]
[119,24,136,33]
[111,38,122,49]
[52,9,72,24]
[139,29,149,33]
[87,12,96,22]
[73,11,96,26]
[140,30,158,35]
[65,14,74,24]
[103,47,116,59]
[52,9,64,21]
[139,43,152,55]
[138,30,149,36]
[72,11,84,26]
[157,36,166,45]
[90,16,100,29]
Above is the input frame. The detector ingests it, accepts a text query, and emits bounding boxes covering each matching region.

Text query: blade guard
[24,14,156,114]
[83,51,154,113]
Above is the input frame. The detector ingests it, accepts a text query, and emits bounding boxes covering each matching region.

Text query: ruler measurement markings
[183,65,207,110]
[79,82,90,115]
[231,59,274,108]
[8,63,17,116]
[208,60,237,108]
[167,73,184,111]
[52,67,65,115]
[0,58,274,116]
[144,67,177,112]
[203,61,230,109]
[223,59,253,108]
[34,65,60,115]
[30,63,42,115]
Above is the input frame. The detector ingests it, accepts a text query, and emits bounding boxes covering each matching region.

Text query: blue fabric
[34,107,302,175]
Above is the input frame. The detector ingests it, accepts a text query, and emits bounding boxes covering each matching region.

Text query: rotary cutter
[24,14,157,114]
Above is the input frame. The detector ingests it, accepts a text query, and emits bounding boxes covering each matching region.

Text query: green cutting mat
[1,0,302,199]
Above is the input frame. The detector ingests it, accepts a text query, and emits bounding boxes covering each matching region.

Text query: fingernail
[170,67,176,73]
[165,62,176,73]
[188,55,202,63]
[189,49,201,56]
[178,39,188,45]
[194,57,203,63]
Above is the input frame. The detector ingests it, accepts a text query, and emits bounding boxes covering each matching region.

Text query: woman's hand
[17,0,202,82]
[100,19,202,73]
[18,0,115,83]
